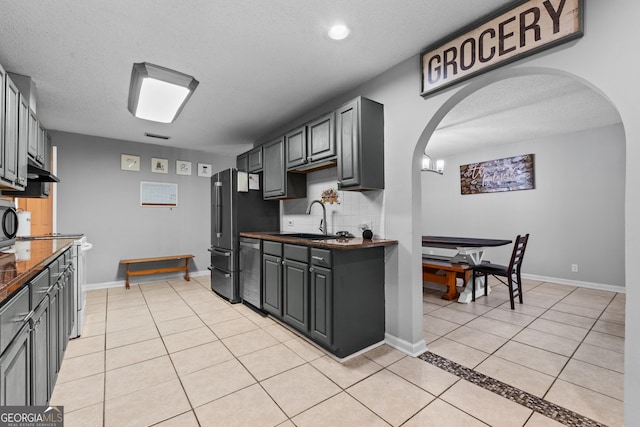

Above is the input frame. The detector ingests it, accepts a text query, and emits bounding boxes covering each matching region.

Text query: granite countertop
[240,231,398,250]
[0,238,76,306]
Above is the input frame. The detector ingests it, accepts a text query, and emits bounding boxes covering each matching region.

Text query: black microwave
[0,199,18,250]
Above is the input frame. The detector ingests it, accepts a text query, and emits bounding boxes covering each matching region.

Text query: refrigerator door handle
[214,181,223,238]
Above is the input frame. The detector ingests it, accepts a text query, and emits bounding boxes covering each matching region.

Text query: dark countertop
[240,231,398,250]
[0,238,76,306]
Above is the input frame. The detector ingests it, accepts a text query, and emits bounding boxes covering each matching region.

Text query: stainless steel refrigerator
[209,168,279,302]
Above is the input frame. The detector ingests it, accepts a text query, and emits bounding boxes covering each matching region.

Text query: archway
[413,65,624,321]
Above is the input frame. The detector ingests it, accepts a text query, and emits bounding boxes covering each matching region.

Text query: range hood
[27,161,59,183]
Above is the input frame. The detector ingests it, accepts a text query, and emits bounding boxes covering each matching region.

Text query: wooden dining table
[422,235,512,303]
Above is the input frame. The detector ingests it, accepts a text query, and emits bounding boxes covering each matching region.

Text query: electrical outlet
[287,219,294,227]
[571,264,578,272]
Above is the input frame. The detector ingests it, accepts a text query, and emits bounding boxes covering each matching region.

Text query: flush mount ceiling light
[128,62,199,124]
[328,24,351,40]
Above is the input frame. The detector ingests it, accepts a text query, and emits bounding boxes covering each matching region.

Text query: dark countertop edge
[240,231,398,250]
[0,238,76,307]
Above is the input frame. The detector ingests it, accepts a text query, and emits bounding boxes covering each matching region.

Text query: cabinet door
[263,137,285,198]
[48,285,60,392]
[0,64,5,179]
[308,112,335,162]
[28,108,39,163]
[39,124,48,169]
[16,94,29,189]
[336,100,360,187]
[237,152,248,172]
[310,265,333,346]
[248,146,263,172]
[0,323,31,405]
[285,126,307,169]
[2,75,20,185]
[31,298,50,406]
[283,259,309,333]
[262,254,282,317]
[66,267,75,338]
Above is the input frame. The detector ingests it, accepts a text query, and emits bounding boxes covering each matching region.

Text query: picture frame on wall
[176,160,192,175]
[198,163,212,177]
[151,157,169,174]
[120,154,140,171]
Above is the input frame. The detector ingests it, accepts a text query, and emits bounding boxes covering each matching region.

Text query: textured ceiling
[0,1,620,156]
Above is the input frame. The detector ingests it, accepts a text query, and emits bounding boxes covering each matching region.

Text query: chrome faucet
[306,200,327,236]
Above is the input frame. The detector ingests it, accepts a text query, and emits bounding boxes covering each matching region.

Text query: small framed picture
[151,158,169,174]
[176,160,192,176]
[198,163,212,177]
[121,154,140,171]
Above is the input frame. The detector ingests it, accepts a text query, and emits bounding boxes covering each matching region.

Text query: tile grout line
[418,351,607,427]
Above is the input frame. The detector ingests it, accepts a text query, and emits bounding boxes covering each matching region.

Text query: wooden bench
[422,257,472,301]
[119,254,195,289]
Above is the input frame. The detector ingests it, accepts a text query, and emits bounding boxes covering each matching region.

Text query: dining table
[422,235,512,303]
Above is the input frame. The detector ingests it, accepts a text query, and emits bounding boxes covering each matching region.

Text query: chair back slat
[508,234,529,274]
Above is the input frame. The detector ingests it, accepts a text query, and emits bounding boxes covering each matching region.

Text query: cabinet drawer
[0,286,30,355]
[310,248,332,268]
[29,268,50,309]
[284,244,308,263]
[263,241,282,257]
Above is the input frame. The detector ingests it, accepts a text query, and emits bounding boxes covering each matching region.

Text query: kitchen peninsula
[241,231,397,358]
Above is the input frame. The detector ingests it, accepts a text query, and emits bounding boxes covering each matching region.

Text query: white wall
[51,131,236,285]
[422,124,625,288]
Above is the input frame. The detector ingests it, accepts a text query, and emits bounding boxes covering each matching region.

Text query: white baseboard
[84,269,210,291]
[521,273,625,293]
[384,333,428,357]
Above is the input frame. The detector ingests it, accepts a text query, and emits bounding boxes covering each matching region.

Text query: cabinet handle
[312,256,324,261]
[282,260,286,265]
[309,267,314,272]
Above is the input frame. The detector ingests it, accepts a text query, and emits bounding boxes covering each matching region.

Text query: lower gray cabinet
[309,265,332,347]
[48,283,60,393]
[283,258,308,333]
[263,253,283,317]
[0,322,31,405]
[259,239,385,358]
[31,296,50,405]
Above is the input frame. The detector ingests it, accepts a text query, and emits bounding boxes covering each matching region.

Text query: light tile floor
[51,276,625,426]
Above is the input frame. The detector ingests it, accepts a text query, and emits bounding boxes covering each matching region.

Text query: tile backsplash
[281,168,385,238]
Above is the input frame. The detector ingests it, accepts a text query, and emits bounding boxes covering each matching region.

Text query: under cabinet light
[128,62,199,123]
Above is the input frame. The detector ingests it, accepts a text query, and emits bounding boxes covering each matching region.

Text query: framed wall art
[460,154,535,195]
[198,163,212,177]
[151,157,169,174]
[176,160,192,175]
[120,154,140,171]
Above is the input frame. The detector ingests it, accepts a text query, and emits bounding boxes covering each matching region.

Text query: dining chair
[471,234,530,309]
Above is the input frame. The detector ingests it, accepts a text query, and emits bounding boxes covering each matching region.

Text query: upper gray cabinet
[248,146,263,172]
[263,136,306,200]
[286,112,336,172]
[336,97,384,191]
[236,152,248,172]
[1,70,28,191]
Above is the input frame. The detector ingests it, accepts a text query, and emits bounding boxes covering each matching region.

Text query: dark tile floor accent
[419,351,608,427]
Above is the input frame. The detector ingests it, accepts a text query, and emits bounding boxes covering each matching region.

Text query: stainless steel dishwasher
[239,237,262,309]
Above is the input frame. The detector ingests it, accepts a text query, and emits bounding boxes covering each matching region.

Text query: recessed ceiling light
[328,24,351,41]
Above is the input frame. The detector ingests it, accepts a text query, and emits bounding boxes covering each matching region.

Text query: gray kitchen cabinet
[27,107,39,164]
[40,124,49,170]
[0,286,31,405]
[336,97,385,191]
[1,73,20,188]
[16,93,29,189]
[237,152,248,172]
[48,281,60,393]
[0,322,31,405]
[262,241,283,317]
[248,146,263,172]
[0,63,5,181]
[309,264,333,347]
[31,295,50,405]
[283,244,309,333]
[263,136,306,199]
[286,112,336,172]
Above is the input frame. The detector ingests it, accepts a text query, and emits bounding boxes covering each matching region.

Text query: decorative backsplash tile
[281,168,385,237]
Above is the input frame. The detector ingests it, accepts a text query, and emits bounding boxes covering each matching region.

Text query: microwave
[0,199,18,250]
